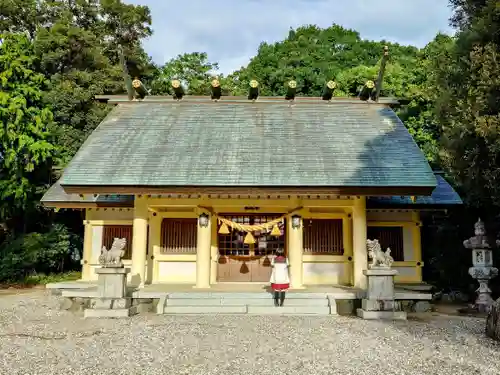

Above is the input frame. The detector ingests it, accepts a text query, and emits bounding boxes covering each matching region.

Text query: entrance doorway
[217,214,286,282]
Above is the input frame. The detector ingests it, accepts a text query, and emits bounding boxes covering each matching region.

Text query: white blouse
[269,257,290,284]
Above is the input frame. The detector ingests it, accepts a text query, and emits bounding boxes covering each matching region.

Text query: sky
[125,0,455,75]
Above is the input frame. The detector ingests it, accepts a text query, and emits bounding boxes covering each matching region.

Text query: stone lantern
[463,218,498,312]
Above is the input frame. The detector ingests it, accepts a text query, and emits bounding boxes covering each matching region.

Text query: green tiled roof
[59,100,436,188]
[368,173,462,207]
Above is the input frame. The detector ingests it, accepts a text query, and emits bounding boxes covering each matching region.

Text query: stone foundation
[84,267,136,318]
[357,268,407,320]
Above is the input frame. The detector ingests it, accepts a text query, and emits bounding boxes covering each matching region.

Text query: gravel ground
[0,290,499,375]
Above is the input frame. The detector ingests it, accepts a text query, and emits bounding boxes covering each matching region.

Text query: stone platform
[51,282,431,316]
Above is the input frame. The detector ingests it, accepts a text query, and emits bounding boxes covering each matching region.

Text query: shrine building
[41,84,462,292]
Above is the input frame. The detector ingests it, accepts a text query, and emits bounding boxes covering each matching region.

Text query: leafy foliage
[150,52,219,95]
[435,0,500,211]
[0,33,56,225]
[0,0,155,282]
[231,25,418,97]
[0,224,81,282]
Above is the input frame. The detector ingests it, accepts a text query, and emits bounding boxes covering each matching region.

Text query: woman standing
[269,248,290,307]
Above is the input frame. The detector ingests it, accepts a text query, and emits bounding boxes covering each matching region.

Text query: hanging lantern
[270,224,281,236]
[244,232,256,244]
[198,213,210,228]
[291,215,302,229]
[218,222,230,234]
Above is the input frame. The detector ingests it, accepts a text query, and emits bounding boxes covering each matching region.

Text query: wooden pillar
[210,215,218,284]
[131,196,148,287]
[353,197,368,289]
[81,218,93,281]
[412,211,423,282]
[195,211,211,288]
[147,214,161,284]
[288,215,304,289]
[342,215,353,285]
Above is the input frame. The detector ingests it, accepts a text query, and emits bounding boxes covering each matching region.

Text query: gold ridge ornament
[171,79,184,100]
[248,80,259,101]
[211,78,222,100]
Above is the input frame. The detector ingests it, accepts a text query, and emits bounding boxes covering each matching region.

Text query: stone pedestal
[468,250,498,312]
[84,267,136,318]
[356,268,407,320]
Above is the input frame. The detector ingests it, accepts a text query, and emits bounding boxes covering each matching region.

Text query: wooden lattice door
[217,214,286,282]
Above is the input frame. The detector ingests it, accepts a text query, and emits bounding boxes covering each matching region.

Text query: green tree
[231,24,418,96]
[0,1,156,281]
[150,52,219,95]
[397,34,456,165]
[436,0,500,208]
[0,0,156,166]
[0,33,57,229]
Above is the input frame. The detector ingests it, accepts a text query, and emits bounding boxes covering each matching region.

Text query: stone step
[247,305,332,315]
[162,305,247,314]
[167,292,328,299]
[165,298,329,307]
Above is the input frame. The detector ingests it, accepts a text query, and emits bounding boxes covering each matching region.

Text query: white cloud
[126,0,455,74]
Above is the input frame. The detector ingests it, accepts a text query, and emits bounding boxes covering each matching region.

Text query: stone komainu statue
[366,239,394,268]
[99,237,127,267]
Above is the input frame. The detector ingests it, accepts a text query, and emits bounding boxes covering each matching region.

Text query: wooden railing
[303,219,343,255]
[160,218,197,254]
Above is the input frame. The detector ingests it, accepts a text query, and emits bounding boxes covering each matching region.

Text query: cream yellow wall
[148,195,356,286]
[79,198,424,287]
[86,208,134,221]
[150,211,198,284]
[300,212,352,285]
[81,208,135,282]
[302,256,352,285]
[155,257,197,283]
[367,210,423,283]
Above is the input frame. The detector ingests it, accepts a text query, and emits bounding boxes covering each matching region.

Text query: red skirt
[271,283,289,290]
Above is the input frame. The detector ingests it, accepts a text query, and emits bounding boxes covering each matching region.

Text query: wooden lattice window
[217,215,285,257]
[367,226,404,261]
[160,218,197,254]
[303,219,343,255]
[102,225,133,260]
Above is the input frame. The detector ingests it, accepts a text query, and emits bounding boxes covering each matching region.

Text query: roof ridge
[95,95,399,106]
